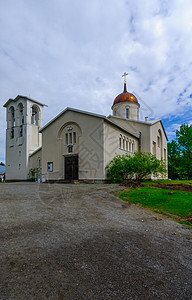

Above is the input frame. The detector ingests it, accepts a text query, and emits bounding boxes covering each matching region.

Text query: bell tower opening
[31,105,40,126]
[9,106,15,139]
[17,103,24,137]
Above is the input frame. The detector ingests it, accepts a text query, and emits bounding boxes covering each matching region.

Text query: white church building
[4,76,168,182]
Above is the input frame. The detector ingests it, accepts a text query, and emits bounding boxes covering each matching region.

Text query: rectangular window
[68,146,73,153]
[164,148,166,161]
[47,162,53,172]
[11,127,14,139]
[65,133,68,145]
[73,132,76,144]
[69,132,72,144]
[126,140,128,151]
[38,159,41,168]
[157,136,160,147]
[123,139,125,150]
[20,125,23,137]
[126,108,129,119]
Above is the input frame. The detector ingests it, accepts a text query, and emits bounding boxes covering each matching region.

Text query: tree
[106,152,167,183]
[168,124,192,180]
[167,140,180,179]
[0,162,5,166]
[176,124,192,180]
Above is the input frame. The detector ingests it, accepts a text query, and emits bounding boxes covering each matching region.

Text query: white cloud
[0,0,192,161]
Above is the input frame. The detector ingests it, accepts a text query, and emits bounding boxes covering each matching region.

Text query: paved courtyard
[0,183,192,299]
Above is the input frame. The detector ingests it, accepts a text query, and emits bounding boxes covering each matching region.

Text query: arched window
[65,126,78,153]
[31,105,39,126]
[119,136,122,148]
[9,106,15,138]
[153,141,156,157]
[127,139,129,151]
[58,122,81,158]
[18,103,24,125]
[9,106,15,127]
[17,103,24,137]
[123,138,125,149]
[126,139,128,151]
[129,140,132,152]
[158,129,163,158]
[126,108,129,119]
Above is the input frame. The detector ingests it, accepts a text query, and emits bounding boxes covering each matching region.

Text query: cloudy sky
[0,0,192,162]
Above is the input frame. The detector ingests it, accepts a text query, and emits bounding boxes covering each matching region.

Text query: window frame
[47,162,53,172]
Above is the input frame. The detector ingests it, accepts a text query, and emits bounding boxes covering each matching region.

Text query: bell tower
[4,95,46,180]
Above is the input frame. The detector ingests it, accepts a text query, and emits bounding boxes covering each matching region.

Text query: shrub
[106,152,167,183]
[28,168,41,181]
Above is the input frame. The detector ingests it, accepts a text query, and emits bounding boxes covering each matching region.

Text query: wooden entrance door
[65,156,78,180]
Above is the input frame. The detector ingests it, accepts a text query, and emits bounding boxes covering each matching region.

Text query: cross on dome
[122,72,128,83]
[112,71,139,107]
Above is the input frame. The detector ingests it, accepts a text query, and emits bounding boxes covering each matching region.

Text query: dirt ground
[0,183,192,300]
[153,182,192,192]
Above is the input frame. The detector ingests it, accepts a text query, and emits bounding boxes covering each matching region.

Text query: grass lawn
[119,187,192,227]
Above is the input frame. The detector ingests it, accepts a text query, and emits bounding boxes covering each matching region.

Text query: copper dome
[112,83,138,107]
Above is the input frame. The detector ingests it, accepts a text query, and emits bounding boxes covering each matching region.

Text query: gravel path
[0,183,192,300]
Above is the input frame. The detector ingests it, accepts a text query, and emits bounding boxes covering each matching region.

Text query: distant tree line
[168,124,192,180]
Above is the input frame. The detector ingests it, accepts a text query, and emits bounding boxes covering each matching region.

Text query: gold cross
[122,72,128,83]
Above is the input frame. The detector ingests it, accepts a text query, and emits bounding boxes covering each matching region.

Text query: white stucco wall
[108,116,151,153]
[40,110,105,180]
[4,97,43,180]
[103,121,139,178]
[29,148,42,170]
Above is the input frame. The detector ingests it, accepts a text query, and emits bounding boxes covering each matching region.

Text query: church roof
[108,115,168,141]
[39,107,139,139]
[40,107,106,132]
[3,95,48,108]
[29,147,42,157]
[105,118,140,138]
[112,83,139,108]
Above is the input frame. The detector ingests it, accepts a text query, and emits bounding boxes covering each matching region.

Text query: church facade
[4,79,168,181]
